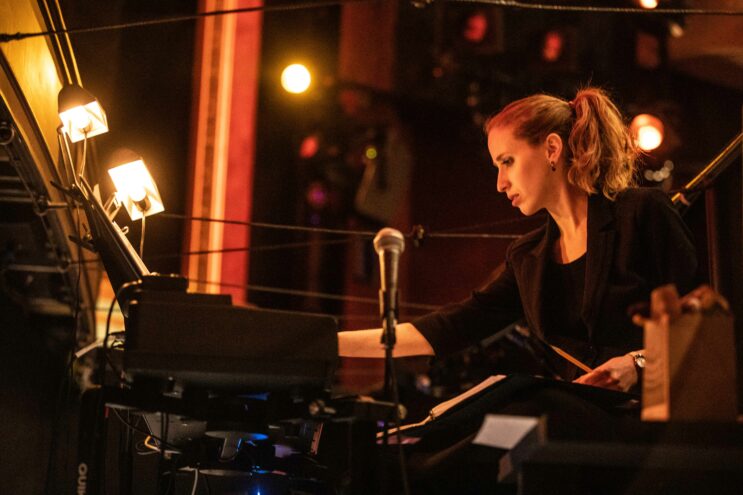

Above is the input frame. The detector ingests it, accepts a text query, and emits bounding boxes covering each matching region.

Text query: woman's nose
[496,169,508,192]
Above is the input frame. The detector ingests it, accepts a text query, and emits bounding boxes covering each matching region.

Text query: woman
[338,87,698,493]
[340,87,697,392]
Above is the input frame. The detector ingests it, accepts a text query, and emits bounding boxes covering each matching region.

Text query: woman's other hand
[573,354,637,392]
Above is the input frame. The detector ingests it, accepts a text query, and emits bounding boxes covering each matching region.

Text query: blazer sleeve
[413,253,525,358]
[636,188,698,295]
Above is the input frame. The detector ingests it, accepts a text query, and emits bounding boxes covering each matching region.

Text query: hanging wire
[189,278,440,312]
[425,231,520,239]
[0,0,373,43]
[159,211,524,240]
[445,0,743,16]
[2,0,741,45]
[145,237,354,261]
[160,212,378,237]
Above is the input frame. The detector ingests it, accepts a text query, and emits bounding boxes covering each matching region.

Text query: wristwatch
[630,352,646,388]
[630,352,646,371]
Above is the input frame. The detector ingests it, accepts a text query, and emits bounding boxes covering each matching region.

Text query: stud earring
[549,161,556,172]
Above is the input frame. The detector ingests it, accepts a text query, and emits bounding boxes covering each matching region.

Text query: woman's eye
[502,158,513,167]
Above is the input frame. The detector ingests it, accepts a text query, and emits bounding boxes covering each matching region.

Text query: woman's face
[487,125,558,216]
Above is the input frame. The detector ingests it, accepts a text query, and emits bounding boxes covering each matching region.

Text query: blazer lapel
[582,194,616,339]
[519,218,556,338]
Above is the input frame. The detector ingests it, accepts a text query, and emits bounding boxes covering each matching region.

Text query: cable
[145,237,355,261]
[434,214,545,234]
[77,132,88,179]
[161,212,378,237]
[0,0,372,43]
[445,0,743,16]
[2,0,740,45]
[190,468,200,495]
[102,282,139,379]
[162,211,525,240]
[139,214,146,259]
[188,278,440,311]
[425,231,519,240]
[110,409,182,451]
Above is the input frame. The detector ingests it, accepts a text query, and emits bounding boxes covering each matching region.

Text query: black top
[413,188,698,369]
[543,253,588,343]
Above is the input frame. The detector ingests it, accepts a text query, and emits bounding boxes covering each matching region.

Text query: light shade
[58,84,109,142]
[107,150,164,221]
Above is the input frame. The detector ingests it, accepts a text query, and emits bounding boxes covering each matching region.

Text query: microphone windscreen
[373,228,405,255]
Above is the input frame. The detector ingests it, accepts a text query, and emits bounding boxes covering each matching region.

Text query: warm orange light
[108,152,164,220]
[637,0,658,9]
[57,84,108,142]
[281,64,311,94]
[299,134,320,159]
[462,12,489,44]
[542,30,564,62]
[631,114,665,152]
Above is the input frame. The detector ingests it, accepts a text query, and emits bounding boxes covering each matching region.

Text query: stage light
[636,0,658,9]
[107,150,164,221]
[365,145,378,160]
[299,134,320,159]
[630,113,665,151]
[305,181,328,210]
[281,64,311,94]
[668,20,685,38]
[58,84,108,142]
[462,11,489,44]
[542,30,564,62]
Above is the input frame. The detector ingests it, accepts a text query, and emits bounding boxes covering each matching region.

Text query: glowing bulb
[630,114,664,152]
[108,157,164,220]
[281,64,311,94]
[365,146,378,160]
[637,126,663,151]
[60,107,92,133]
[57,84,108,142]
[129,185,147,203]
[637,0,658,9]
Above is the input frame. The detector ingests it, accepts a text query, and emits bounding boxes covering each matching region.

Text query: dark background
[1,1,741,493]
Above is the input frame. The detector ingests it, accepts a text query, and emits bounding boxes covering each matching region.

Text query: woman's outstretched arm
[338,322,435,358]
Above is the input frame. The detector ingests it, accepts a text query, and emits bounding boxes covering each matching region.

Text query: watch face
[634,354,646,369]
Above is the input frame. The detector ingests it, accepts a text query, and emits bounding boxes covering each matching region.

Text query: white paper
[472,414,539,449]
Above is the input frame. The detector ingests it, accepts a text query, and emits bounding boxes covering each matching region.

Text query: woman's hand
[573,354,637,392]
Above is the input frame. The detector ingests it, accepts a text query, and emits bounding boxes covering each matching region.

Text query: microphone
[373,228,405,347]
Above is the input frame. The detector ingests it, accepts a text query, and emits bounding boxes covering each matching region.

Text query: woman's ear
[545,133,564,162]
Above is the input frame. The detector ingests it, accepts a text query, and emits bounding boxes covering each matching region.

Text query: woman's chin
[517,204,535,216]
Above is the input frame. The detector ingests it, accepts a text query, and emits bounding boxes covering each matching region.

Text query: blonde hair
[484,87,638,199]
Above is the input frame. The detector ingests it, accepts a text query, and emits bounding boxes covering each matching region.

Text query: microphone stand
[374,228,411,495]
[381,297,398,399]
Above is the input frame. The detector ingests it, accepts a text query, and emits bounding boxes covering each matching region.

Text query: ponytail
[485,87,638,200]
[567,87,638,199]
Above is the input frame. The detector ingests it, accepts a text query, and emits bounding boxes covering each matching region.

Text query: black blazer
[414,188,698,369]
